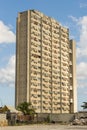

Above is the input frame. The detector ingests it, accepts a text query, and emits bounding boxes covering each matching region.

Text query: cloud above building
[0,21,16,44]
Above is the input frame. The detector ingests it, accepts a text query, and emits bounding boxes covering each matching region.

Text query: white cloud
[84,91,87,95]
[69,16,78,23]
[0,55,15,87]
[76,47,87,58]
[77,80,87,88]
[78,16,87,47]
[69,16,87,88]
[0,21,16,44]
[77,62,87,88]
[77,62,87,80]
[69,15,87,58]
[77,16,87,59]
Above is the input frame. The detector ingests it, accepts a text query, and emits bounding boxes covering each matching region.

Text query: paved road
[0,124,87,130]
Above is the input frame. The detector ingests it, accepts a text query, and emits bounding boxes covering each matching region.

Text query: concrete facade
[15,10,77,114]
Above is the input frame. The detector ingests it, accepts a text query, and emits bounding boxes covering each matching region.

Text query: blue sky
[0,0,87,111]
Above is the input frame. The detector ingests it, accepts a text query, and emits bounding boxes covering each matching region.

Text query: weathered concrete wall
[51,114,75,123]
[36,113,75,123]
[75,112,87,119]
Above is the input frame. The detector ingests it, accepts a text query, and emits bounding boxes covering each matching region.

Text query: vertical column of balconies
[40,17,43,113]
[69,41,74,113]
[41,16,52,113]
[27,11,31,103]
[30,11,42,113]
[51,20,61,113]
[59,26,62,113]
[60,27,70,113]
[71,40,77,113]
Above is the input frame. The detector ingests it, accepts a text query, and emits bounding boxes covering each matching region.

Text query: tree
[81,102,87,109]
[17,102,35,115]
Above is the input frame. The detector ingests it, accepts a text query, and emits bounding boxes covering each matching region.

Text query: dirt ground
[0,124,87,130]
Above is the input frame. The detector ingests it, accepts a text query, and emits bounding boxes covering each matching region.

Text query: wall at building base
[75,112,87,119]
[36,113,75,123]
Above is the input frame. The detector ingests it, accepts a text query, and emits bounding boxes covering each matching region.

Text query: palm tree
[81,102,87,109]
[17,102,35,115]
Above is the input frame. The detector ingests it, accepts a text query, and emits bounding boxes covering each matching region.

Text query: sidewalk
[0,124,87,130]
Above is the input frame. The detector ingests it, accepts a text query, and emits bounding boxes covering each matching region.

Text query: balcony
[70,86,73,90]
[70,73,72,77]
[69,61,72,65]
[70,98,73,103]
[69,49,72,53]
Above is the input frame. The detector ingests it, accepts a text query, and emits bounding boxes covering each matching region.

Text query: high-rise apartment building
[15,10,77,114]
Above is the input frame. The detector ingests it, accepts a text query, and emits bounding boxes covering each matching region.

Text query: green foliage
[17,102,35,115]
[81,102,87,109]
